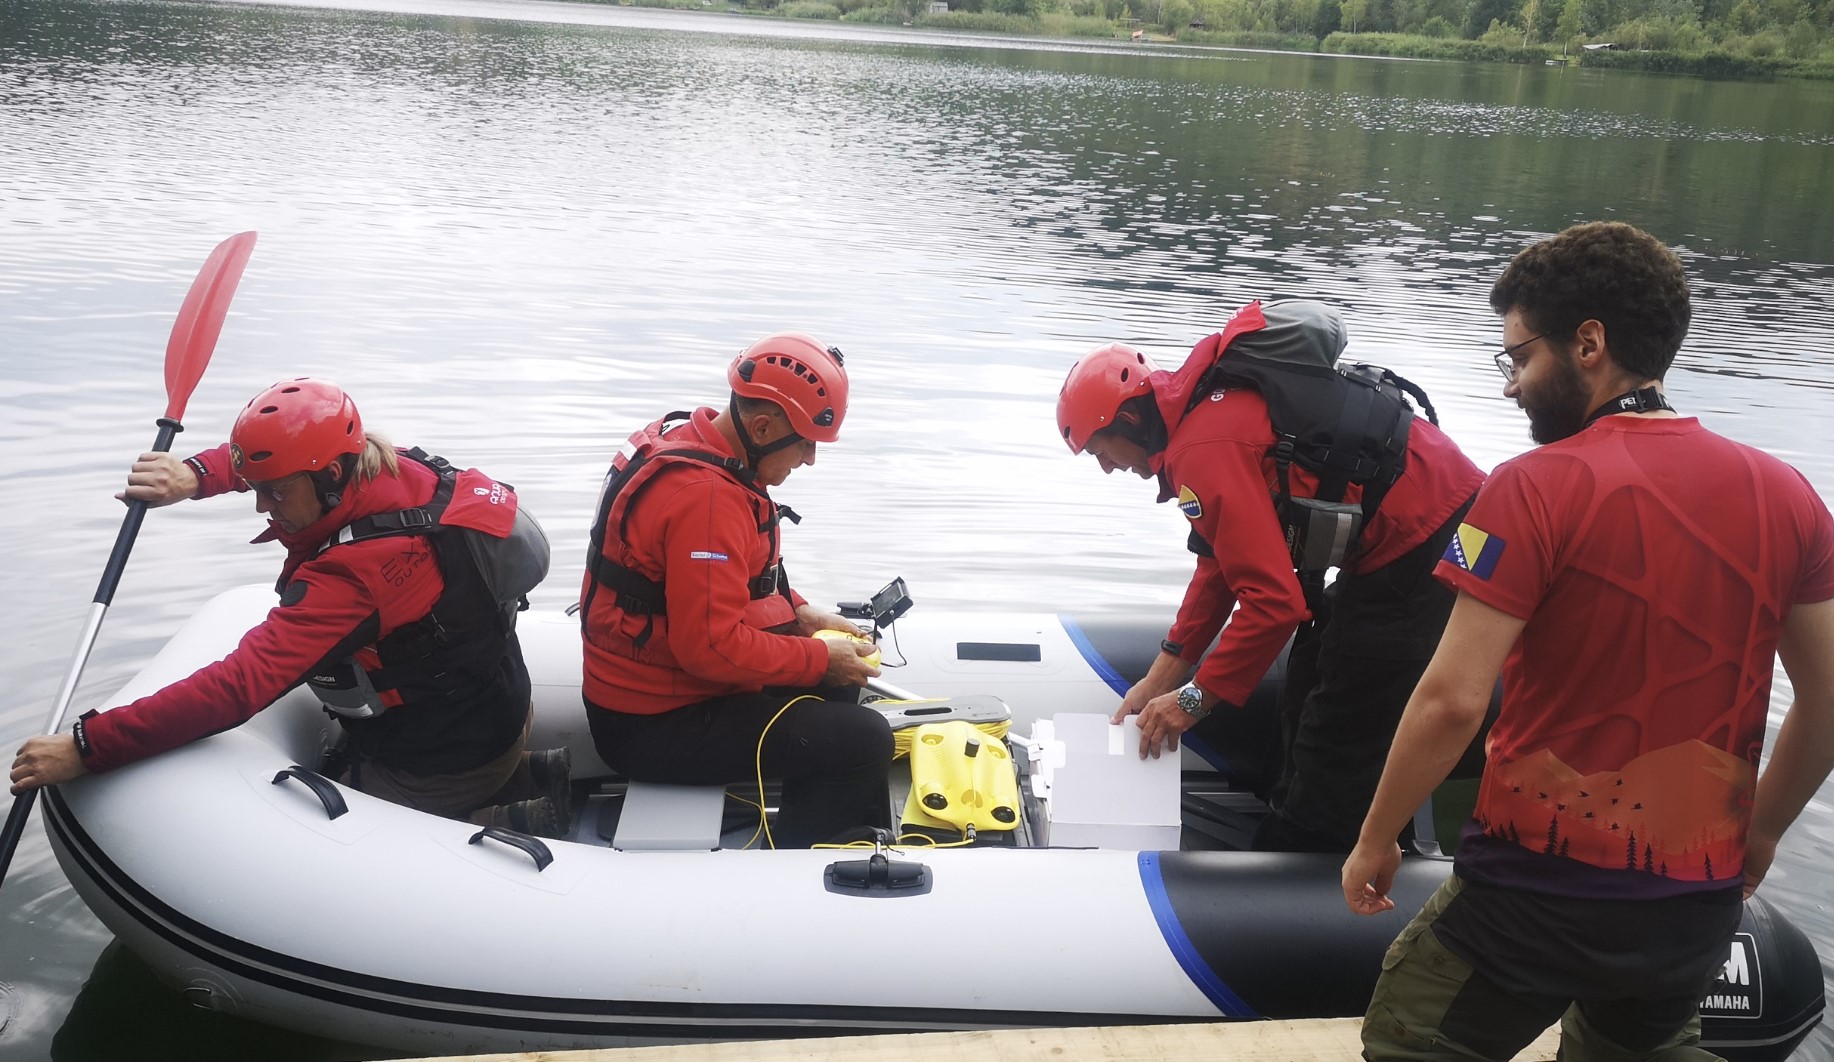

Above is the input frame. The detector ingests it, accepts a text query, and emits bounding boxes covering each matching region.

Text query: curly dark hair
[1489,222,1691,381]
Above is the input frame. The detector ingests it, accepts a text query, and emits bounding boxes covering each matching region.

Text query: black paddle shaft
[94,418,184,606]
[0,416,185,881]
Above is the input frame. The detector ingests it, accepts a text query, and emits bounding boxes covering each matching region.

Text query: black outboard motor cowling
[1703,893,1824,1061]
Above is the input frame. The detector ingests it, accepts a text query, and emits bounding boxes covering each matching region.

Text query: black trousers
[587,688,894,849]
[1252,497,1476,854]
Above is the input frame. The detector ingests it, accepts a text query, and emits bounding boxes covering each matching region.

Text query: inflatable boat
[42,584,1825,1057]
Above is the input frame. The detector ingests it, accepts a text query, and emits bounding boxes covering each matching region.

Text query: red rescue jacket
[75,444,529,775]
[580,409,825,715]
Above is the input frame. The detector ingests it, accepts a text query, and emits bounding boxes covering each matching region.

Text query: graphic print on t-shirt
[1473,740,1753,882]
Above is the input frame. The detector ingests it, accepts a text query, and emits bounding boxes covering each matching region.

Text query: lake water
[3,0,1833,1057]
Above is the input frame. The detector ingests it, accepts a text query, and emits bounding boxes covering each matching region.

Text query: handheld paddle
[0,230,258,884]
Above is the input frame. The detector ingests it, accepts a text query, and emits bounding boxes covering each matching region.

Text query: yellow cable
[889,718,1011,760]
[726,791,765,851]
[812,828,979,851]
[755,694,821,851]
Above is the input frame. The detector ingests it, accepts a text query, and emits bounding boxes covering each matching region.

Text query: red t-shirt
[1440,417,1834,899]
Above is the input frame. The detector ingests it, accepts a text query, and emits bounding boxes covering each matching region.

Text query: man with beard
[1342,221,1834,1060]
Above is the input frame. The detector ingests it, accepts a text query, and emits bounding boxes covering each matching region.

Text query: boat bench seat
[613,782,730,851]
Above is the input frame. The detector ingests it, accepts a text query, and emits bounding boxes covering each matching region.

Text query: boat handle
[468,827,554,872]
[270,765,348,820]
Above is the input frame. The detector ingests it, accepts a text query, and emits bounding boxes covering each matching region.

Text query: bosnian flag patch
[1444,523,1505,579]
[689,551,729,562]
[1176,485,1203,520]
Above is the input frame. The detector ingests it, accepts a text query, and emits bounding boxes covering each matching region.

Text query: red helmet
[1056,343,1158,453]
[728,333,849,443]
[230,378,365,481]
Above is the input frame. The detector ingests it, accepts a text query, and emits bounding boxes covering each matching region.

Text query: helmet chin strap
[729,394,806,468]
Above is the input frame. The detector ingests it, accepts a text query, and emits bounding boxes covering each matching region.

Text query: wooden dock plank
[389,1017,1561,1061]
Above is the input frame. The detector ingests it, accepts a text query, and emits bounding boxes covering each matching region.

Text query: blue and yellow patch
[1444,523,1505,580]
[1176,485,1203,520]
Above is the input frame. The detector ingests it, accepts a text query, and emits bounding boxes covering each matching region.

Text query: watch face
[1178,685,1202,712]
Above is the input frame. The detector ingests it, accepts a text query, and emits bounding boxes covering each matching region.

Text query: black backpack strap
[321,464,456,552]
[1311,380,1384,504]
[1386,371,1439,427]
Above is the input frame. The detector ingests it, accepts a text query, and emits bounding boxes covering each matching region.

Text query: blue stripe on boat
[1137,851,1257,1018]
[1057,614,1130,696]
[1057,615,1232,772]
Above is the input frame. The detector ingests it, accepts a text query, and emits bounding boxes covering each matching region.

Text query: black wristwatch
[1175,682,1210,723]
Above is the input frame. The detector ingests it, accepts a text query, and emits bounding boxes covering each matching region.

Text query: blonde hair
[352,432,400,483]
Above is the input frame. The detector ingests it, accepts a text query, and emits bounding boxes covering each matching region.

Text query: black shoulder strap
[319,450,457,554]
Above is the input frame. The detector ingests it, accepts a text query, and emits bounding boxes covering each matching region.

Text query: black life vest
[1183,300,1438,572]
[300,449,533,774]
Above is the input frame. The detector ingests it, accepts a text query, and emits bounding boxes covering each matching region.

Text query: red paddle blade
[162,231,258,423]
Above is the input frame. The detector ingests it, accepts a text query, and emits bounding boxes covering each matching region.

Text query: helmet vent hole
[1119,369,1130,383]
[248,450,273,462]
[259,405,280,414]
[279,386,301,394]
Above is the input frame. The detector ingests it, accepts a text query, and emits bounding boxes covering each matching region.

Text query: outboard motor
[1149,854,1822,1061]
[1704,893,1824,1061]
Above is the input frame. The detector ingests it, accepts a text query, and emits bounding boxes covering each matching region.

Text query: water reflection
[50,943,379,1062]
[3,0,1833,1058]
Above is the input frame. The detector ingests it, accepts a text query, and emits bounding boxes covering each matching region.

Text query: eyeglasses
[1494,333,1554,383]
[247,473,303,502]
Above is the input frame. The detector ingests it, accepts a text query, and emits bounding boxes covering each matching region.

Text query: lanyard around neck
[1583,385,1673,428]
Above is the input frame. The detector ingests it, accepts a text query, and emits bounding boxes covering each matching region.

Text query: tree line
[725,0,1834,75]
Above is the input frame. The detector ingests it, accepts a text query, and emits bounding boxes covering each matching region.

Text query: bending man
[1058,301,1485,852]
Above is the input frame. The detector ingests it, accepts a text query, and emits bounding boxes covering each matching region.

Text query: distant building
[929,0,948,10]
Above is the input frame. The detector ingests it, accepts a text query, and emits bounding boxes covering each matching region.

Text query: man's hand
[1110,651,1191,726]
[116,452,199,508]
[1743,833,1778,899]
[820,637,881,687]
[1133,689,1198,759]
[1113,680,1162,724]
[795,603,867,638]
[10,735,88,795]
[1342,839,1402,916]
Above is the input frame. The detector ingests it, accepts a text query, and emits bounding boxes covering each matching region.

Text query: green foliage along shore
[619,0,1834,78]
